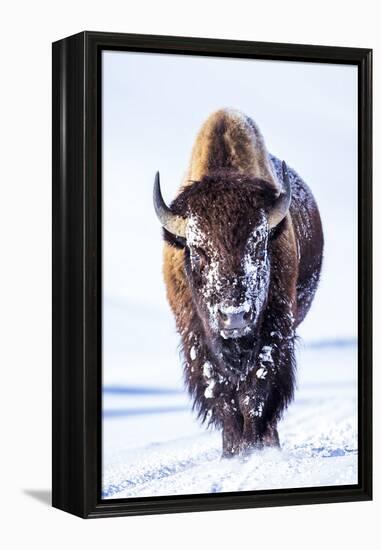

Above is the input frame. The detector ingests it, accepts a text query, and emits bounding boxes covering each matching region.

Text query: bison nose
[217,307,252,330]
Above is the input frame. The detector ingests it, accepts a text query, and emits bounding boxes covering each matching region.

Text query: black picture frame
[52,31,372,519]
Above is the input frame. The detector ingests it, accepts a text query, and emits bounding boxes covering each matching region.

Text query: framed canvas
[52,31,372,518]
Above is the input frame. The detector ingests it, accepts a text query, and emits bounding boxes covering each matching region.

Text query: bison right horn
[267,161,292,229]
[153,172,187,238]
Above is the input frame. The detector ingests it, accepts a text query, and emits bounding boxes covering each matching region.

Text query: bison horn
[267,161,292,229]
[153,172,187,238]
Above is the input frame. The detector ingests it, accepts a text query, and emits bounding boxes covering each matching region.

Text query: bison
[153,108,323,457]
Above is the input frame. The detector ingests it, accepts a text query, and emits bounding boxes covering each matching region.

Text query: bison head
[154,163,291,341]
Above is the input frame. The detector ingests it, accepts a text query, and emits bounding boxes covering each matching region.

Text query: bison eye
[257,249,267,262]
[191,246,208,272]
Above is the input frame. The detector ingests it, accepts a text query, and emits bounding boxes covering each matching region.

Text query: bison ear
[163,227,187,249]
[153,172,187,238]
[267,161,292,229]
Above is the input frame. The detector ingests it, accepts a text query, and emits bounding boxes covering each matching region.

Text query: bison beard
[155,109,323,458]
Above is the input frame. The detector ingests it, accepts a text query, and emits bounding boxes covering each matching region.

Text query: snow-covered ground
[102,340,357,499]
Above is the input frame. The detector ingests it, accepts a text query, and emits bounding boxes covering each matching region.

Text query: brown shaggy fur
[182,109,280,187]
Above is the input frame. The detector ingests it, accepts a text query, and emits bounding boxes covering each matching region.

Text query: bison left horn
[153,172,187,238]
[267,161,292,229]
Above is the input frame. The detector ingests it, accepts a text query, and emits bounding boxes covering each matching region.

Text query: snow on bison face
[184,208,270,341]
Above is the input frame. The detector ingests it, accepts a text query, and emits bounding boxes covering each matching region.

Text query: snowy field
[102,338,357,499]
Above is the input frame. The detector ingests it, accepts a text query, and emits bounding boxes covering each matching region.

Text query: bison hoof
[221,448,239,459]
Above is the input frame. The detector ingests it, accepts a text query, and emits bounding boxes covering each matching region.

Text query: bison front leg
[237,402,280,453]
[221,411,244,458]
[262,421,280,447]
[237,339,295,454]
[238,400,267,453]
